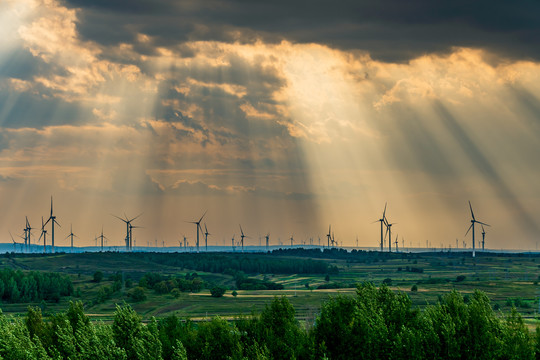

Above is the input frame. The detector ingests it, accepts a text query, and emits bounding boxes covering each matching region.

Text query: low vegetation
[0,285,538,359]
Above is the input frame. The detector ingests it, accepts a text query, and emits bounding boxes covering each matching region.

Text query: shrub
[382,278,392,286]
[127,286,147,302]
[210,286,226,298]
[93,271,103,283]
[411,284,418,292]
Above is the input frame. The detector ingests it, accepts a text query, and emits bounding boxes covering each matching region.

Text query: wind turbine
[465,201,490,258]
[187,211,207,253]
[21,221,28,253]
[290,234,294,247]
[113,213,142,251]
[326,225,332,248]
[9,232,22,253]
[373,203,387,252]
[97,227,108,252]
[204,223,210,252]
[481,224,486,251]
[265,233,270,251]
[182,235,188,250]
[394,234,399,253]
[129,223,143,250]
[239,225,249,252]
[64,224,78,253]
[25,217,33,253]
[231,234,235,252]
[44,197,60,253]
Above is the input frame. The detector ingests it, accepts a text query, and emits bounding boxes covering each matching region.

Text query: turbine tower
[188,211,207,253]
[113,213,142,251]
[385,222,396,252]
[326,225,332,248]
[65,224,78,253]
[97,227,108,252]
[373,203,387,252]
[465,201,490,258]
[25,217,34,253]
[265,233,270,251]
[481,224,486,251]
[239,225,249,252]
[38,217,48,253]
[290,234,294,247]
[44,197,60,253]
[204,223,210,252]
[394,234,399,253]
[231,234,235,252]
[22,222,28,253]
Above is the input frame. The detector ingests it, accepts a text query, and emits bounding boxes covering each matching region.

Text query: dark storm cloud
[62,0,540,62]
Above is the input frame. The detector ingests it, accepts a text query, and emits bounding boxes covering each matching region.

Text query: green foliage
[113,304,162,360]
[127,287,147,302]
[411,284,418,292]
[0,269,73,303]
[93,271,104,283]
[210,286,226,298]
[382,278,392,286]
[232,290,238,297]
[456,274,467,282]
[0,283,538,360]
[235,274,283,290]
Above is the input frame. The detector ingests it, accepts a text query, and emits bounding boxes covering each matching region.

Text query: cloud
[62,0,540,62]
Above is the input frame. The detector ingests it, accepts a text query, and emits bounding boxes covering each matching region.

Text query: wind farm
[2,197,501,257]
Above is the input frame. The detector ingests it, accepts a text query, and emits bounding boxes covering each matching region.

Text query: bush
[210,286,226,298]
[93,271,103,283]
[232,290,238,297]
[411,284,418,292]
[127,286,147,302]
[456,275,466,282]
[171,288,181,298]
[382,278,392,286]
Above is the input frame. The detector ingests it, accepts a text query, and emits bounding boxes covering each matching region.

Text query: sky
[1,0,540,250]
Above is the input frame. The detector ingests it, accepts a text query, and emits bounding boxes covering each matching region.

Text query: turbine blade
[477,221,490,227]
[198,210,207,224]
[382,202,387,219]
[469,201,475,221]
[50,196,53,216]
[112,214,128,223]
[128,213,143,222]
[465,224,473,236]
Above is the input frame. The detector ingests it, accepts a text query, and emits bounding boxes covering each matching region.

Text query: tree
[127,287,147,302]
[93,271,104,283]
[171,340,187,360]
[112,304,162,360]
[210,286,226,298]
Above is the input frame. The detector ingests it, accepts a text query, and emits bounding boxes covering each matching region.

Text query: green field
[1,251,539,327]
